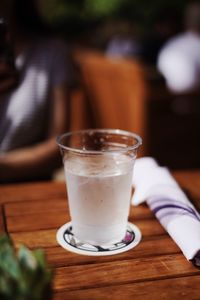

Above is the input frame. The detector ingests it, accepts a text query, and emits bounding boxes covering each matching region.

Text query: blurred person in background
[105,20,141,59]
[0,0,74,183]
[157,1,200,93]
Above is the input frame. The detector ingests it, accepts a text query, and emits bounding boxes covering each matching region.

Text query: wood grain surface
[0,170,199,299]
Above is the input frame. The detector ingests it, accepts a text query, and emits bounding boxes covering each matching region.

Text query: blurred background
[1,0,199,184]
[38,0,198,170]
[36,0,184,43]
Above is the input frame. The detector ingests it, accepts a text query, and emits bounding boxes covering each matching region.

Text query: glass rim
[56,128,142,154]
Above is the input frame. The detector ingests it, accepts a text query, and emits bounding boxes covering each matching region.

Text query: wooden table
[0,170,200,299]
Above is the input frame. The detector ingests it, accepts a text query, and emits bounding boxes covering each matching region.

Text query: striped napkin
[132,157,200,264]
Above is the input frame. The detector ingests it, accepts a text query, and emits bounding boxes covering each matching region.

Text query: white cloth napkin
[132,157,200,261]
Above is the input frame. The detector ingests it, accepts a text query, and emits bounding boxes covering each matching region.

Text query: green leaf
[0,234,53,300]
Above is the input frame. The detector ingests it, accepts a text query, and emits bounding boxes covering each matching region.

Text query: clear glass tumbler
[57,129,142,245]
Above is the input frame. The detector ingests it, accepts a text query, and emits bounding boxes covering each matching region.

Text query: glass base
[56,222,142,256]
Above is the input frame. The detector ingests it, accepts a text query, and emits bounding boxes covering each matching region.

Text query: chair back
[73,50,148,156]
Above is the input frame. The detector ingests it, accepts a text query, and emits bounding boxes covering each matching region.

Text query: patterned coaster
[56,222,142,256]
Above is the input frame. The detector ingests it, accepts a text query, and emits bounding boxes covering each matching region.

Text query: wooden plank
[10,229,57,248]
[4,200,153,220]
[7,213,165,237]
[45,236,180,268]
[131,203,155,219]
[9,216,164,252]
[132,219,166,237]
[10,232,180,267]
[53,254,200,291]
[53,275,200,300]
[0,182,67,203]
[4,199,68,217]
[6,211,69,232]
[5,199,162,235]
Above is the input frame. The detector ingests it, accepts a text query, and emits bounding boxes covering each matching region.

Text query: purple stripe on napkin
[147,197,200,221]
[153,203,196,216]
[147,196,200,227]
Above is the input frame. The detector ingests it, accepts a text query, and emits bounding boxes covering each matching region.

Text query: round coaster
[56,222,142,256]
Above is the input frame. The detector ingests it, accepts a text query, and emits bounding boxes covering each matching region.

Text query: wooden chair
[69,87,92,132]
[73,49,149,156]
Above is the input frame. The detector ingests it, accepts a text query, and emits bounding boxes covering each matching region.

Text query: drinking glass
[57,129,142,245]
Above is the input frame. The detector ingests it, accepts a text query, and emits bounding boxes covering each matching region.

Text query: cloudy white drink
[64,154,134,245]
